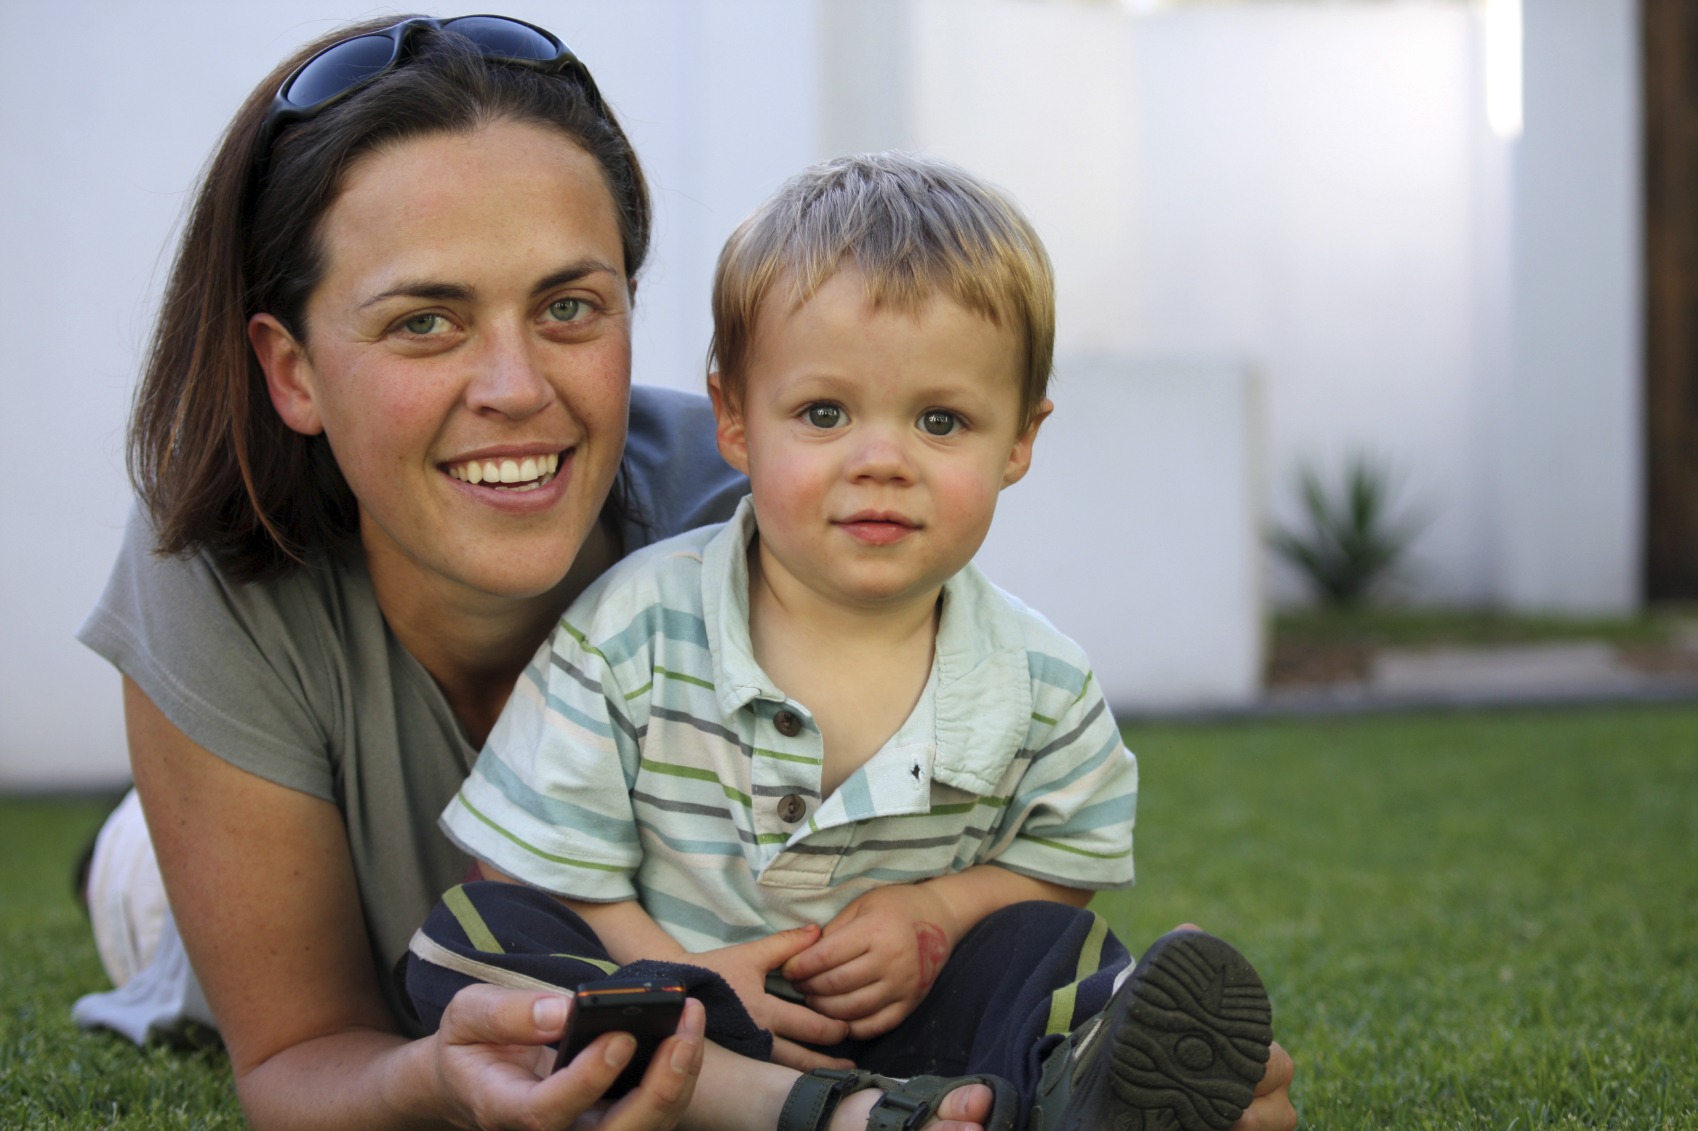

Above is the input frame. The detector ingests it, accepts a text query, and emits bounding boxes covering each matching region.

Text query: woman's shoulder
[618,385,749,551]
[77,509,376,801]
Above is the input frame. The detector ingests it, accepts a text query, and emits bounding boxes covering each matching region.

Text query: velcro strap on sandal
[777,1068,863,1131]
[868,1089,932,1131]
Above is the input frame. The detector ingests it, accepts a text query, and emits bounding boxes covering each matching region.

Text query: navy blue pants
[407,882,1131,1107]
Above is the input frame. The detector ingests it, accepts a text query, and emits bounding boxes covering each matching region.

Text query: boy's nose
[844,428,915,483]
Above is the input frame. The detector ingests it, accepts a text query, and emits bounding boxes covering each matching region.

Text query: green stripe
[1021,835,1133,860]
[754,747,823,766]
[624,681,654,701]
[557,620,611,667]
[756,833,791,845]
[553,952,619,975]
[444,885,504,954]
[455,794,627,872]
[640,758,753,807]
[1045,911,1109,1035]
[1072,670,1095,707]
[1031,712,1058,726]
[656,666,715,690]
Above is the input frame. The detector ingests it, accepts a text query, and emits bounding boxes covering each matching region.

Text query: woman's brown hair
[129,17,651,580]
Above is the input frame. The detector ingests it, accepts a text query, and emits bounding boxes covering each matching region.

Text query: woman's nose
[464,327,551,419]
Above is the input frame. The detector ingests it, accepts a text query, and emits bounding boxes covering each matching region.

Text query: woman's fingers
[593,998,707,1131]
[440,982,570,1048]
[769,1036,856,1072]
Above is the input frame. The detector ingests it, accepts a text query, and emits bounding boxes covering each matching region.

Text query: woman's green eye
[547,298,587,322]
[921,410,960,436]
[806,404,845,429]
[402,313,446,335]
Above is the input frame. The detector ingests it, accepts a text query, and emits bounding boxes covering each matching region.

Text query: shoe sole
[1106,930,1273,1130]
[1049,930,1273,1131]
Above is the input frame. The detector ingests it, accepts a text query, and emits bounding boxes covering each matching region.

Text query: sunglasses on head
[253,14,604,182]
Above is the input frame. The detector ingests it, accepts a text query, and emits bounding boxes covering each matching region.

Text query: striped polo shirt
[442,498,1137,954]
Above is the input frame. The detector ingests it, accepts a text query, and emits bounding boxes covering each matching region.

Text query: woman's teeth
[445,452,560,490]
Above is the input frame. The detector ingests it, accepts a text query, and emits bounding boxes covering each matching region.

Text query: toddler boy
[412,153,1274,1131]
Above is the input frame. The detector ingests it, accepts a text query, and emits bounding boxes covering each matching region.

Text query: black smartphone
[551,977,687,1097]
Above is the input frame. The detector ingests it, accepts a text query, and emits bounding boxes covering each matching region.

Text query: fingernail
[533,995,566,1031]
[670,1037,696,1072]
[605,1033,636,1067]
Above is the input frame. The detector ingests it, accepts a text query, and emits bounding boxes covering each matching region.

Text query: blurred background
[0,0,1654,787]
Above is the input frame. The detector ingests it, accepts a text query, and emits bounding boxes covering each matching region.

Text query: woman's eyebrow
[359,280,473,308]
[532,258,620,295]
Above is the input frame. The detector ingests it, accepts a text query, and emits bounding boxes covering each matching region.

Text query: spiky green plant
[1270,454,1423,607]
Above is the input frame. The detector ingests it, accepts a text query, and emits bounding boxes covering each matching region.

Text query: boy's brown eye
[921,410,960,436]
[806,404,844,429]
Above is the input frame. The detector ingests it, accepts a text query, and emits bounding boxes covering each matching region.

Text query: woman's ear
[1001,398,1054,489]
[248,314,324,436]
[707,372,750,475]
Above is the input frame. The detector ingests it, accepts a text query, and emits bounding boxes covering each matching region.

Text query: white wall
[1497,0,1642,612]
[0,1,821,789]
[975,358,1264,712]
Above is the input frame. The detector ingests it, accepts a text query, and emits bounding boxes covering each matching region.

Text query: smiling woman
[73,15,747,1131]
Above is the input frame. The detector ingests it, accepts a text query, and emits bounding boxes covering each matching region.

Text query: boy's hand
[780,884,958,1039]
[689,925,855,1071]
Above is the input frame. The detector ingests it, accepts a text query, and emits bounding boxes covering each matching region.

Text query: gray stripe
[1025,699,1107,763]
[652,705,755,758]
[631,790,734,821]
[550,652,604,697]
[752,783,820,799]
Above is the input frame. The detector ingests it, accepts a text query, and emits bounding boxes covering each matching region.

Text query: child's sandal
[1029,929,1274,1131]
[777,1067,1019,1131]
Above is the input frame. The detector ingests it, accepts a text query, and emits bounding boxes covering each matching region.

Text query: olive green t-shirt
[77,386,748,1032]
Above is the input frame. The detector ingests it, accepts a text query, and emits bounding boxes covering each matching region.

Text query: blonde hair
[709,152,1054,423]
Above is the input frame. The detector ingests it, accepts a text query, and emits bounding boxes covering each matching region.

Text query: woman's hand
[429,985,705,1131]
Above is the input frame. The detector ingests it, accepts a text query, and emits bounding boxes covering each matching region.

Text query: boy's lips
[835,511,919,545]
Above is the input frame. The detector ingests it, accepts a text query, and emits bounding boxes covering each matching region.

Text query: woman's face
[254,120,631,603]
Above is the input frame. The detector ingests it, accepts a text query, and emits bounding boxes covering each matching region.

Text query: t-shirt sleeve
[988,663,1138,891]
[75,511,338,802]
[440,608,645,902]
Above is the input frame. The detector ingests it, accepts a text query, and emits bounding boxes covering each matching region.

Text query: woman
[80,14,1294,1131]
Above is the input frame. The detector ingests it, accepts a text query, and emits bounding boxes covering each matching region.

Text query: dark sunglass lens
[444,16,560,62]
[284,34,400,107]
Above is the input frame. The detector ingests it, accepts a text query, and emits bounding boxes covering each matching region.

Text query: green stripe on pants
[1044,911,1109,1035]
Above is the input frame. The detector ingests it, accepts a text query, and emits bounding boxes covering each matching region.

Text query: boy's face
[711,267,1050,611]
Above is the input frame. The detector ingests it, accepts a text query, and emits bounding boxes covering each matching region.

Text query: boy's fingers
[740,923,824,973]
[767,998,852,1045]
[808,979,897,1024]
[781,928,870,983]
[770,1037,856,1072]
[844,1000,910,1040]
[792,951,881,997]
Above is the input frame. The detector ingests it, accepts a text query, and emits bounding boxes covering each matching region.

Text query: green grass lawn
[4,705,1696,1129]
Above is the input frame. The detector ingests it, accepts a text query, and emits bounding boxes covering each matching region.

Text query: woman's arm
[125,677,703,1131]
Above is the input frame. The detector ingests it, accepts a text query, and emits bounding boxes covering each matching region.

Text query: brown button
[773,709,802,737]
[778,794,807,823]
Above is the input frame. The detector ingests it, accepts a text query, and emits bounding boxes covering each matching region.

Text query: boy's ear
[707,371,751,475]
[249,313,324,436]
[1001,398,1054,489]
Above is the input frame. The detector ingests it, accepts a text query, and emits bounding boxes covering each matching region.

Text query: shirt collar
[699,496,1033,795]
